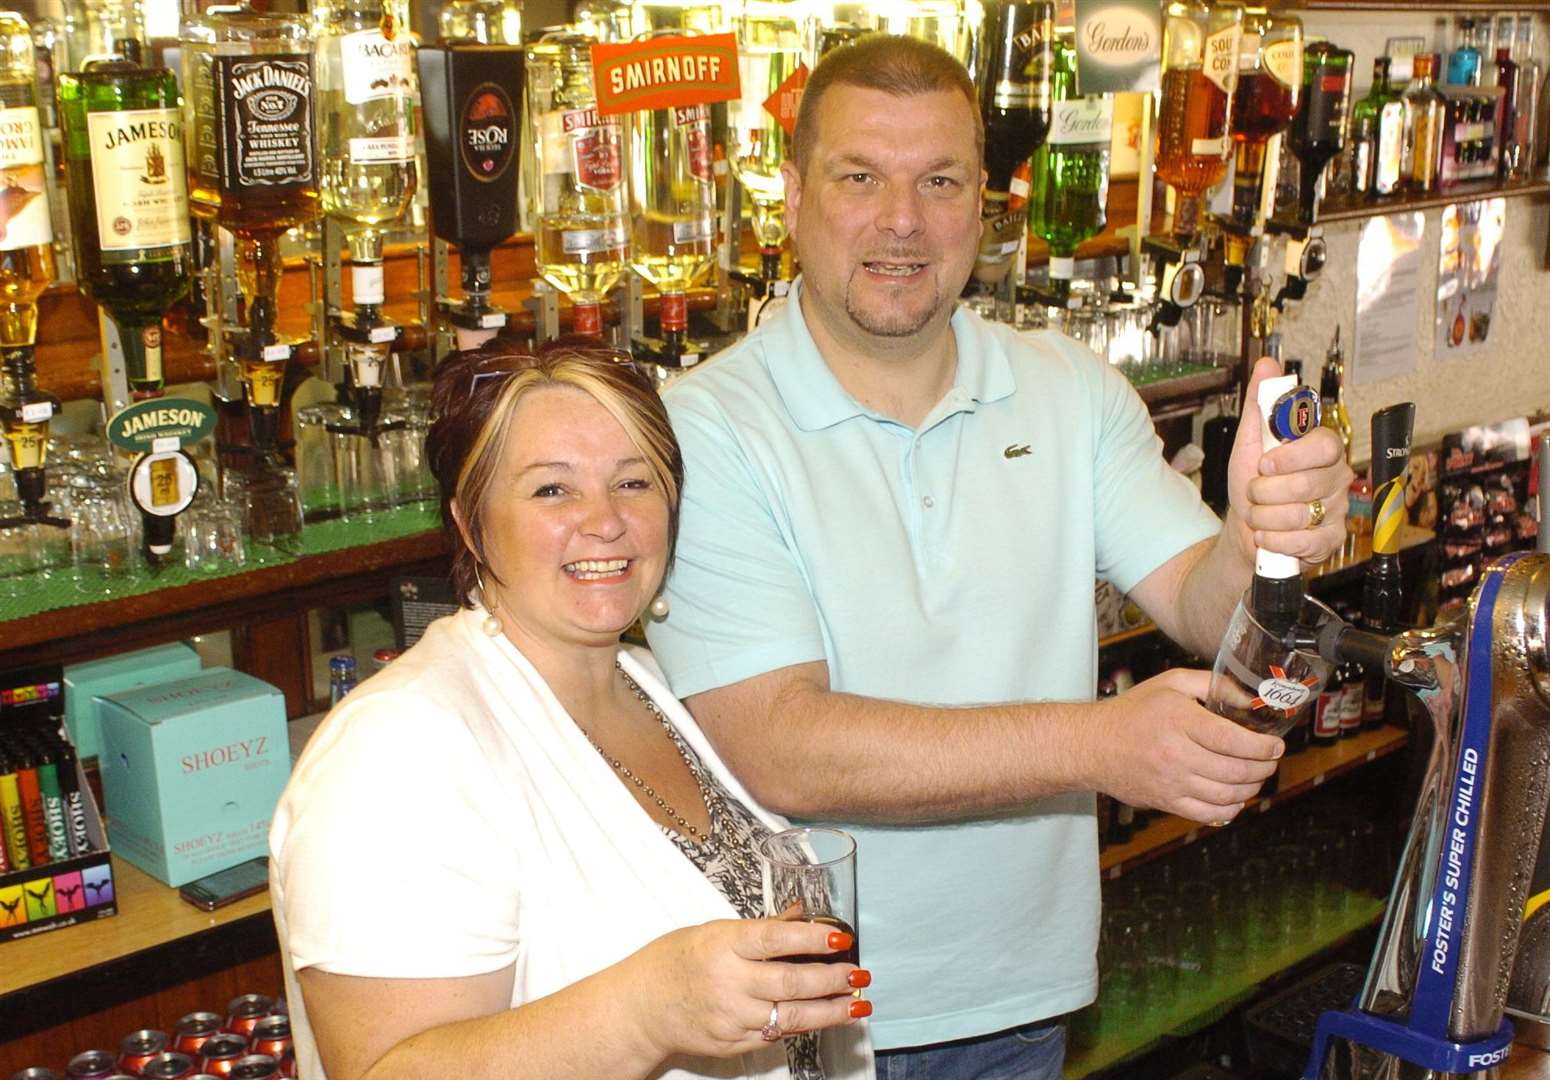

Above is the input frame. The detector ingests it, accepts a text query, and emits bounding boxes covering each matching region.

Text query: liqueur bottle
[1400,53,1446,193]
[314,0,417,435]
[1027,29,1110,299]
[731,0,805,282]
[418,42,522,347]
[59,58,192,402]
[1286,40,1352,224]
[1350,57,1404,197]
[0,11,56,364]
[972,0,1052,288]
[526,30,629,336]
[1228,8,1300,226]
[1155,0,1242,238]
[1446,16,1480,87]
[182,0,319,447]
[628,67,717,361]
[1494,17,1522,180]
[1512,16,1541,179]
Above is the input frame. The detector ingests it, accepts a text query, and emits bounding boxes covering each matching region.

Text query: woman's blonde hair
[426,339,685,607]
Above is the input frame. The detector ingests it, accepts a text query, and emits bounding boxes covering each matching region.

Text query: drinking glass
[0,500,40,599]
[1207,593,1339,738]
[757,827,859,965]
[182,502,247,574]
[71,491,133,596]
[294,402,348,523]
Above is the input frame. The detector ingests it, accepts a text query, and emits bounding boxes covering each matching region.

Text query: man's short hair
[791,34,985,178]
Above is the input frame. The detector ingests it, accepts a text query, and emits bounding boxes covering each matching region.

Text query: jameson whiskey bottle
[1155,0,1242,238]
[0,11,56,361]
[59,59,192,402]
[526,30,628,335]
[183,0,318,445]
[1028,30,1110,298]
[1350,57,1403,197]
[973,0,1052,287]
[628,80,716,356]
[731,0,804,281]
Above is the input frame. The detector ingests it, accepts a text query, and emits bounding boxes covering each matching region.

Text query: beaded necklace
[580,664,710,841]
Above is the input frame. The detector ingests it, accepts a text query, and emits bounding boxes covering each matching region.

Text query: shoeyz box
[97,668,289,887]
[63,642,202,760]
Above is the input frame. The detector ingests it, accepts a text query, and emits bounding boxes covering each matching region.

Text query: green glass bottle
[58,60,192,401]
[1351,56,1404,197]
[1028,33,1111,297]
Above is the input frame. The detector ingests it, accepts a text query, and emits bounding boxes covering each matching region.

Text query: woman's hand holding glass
[631,917,871,1061]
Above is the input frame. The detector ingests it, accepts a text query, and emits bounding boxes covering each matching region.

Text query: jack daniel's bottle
[59,58,192,401]
[972,0,1052,287]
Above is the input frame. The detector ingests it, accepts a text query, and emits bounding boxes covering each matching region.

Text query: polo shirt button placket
[923,496,934,509]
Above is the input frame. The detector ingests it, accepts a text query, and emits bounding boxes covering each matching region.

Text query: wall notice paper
[1435,198,1505,360]
[1352,211,1425,385]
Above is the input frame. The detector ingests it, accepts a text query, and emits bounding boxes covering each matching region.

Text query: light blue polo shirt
[646,282,1220,1050]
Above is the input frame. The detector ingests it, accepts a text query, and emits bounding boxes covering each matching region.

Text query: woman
[269,340,874,1080]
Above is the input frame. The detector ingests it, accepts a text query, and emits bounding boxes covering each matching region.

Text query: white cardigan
[271,606,874,1080]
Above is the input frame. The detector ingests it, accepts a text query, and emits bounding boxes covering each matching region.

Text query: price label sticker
[369,326,397,343]
[151,435,181,454]
[480,313,507,328]
[263,343,291,361]
[19,402,52,423]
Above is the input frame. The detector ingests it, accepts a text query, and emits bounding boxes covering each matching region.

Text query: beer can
[117,1030,169,1075]
[248,1016,290,1061]
[66,1050,118,1079]
[138,1054,195,1080]
[197,1034,248,1078]
[11,1069,60,1080]
[276,1054,294,1080]
[223,995,274,1040]
[227,1057,278,1080]
[173,1013,224,1056]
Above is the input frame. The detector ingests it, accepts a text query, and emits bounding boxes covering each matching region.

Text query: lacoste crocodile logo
[1004,443,1033,459]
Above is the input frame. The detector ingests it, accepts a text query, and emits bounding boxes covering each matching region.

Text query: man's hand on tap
[1228,356,1354,566]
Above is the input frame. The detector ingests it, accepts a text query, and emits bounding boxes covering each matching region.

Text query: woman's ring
[1307,498,1326,529]
[761,1003,782,1041]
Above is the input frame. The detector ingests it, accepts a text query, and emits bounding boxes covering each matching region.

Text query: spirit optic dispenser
[418,42,524,350]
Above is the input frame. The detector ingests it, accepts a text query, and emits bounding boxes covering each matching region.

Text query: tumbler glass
[0,500,40,599]
[757,827,859,965]
[71,491,133,596]
[294,402,348,523]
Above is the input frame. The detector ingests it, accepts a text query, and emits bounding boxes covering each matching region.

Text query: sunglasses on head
[464,346,644,396]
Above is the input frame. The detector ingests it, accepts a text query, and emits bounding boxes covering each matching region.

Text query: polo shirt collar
[766,278,1017,433]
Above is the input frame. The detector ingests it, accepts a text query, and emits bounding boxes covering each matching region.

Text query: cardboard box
[64,643,202,760]
[1,663,117,945]
[98,668,289,888]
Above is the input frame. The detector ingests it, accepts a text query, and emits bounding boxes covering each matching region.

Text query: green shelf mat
[0,506,443,623]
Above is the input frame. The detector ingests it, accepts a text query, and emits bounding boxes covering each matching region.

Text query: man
[644,35,1351,1079]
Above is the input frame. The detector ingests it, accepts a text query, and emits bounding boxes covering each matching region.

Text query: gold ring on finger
[1306,498,1326,530]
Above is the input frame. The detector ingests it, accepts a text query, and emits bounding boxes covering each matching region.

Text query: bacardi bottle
[526,30,629,336]
[0,11,56,361]
[1027,30,1110,298]
[731,0,805,281]
[973,0,1052,288]
[628,85,716,355]
[59,58,192,401]
[1228,9,1300,226]
[1155,0,1242,238]
[1286,40,1352,224]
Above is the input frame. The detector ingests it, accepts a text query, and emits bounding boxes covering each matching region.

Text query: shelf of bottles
[0,0,1544,605]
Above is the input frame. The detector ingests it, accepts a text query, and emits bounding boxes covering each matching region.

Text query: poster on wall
[1352,211,1425,385]
[1435,198,1506,360]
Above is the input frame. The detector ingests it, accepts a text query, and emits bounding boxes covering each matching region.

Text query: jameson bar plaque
[1073,0,1160,94]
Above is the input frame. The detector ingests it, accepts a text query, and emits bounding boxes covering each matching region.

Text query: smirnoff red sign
[590,34,741,116]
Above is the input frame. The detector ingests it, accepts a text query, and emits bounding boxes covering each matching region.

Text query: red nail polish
[828,931,854,951]
[847,969,872,989]
[849,999,873,1019]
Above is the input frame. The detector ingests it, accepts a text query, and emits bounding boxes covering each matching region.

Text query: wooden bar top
[1506,1043,1550,1078]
